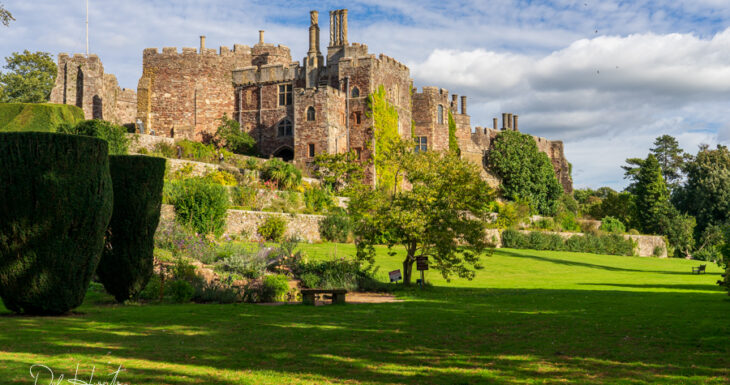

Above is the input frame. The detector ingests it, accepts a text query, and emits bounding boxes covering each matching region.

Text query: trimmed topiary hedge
[501,229,636,256]
[97,155,166,302]
[0,103,85,132]
[0,132,113,314]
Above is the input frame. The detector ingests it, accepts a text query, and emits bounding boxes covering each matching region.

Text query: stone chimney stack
[329,9,348,47]
[513,115,519,132]
[493,118,498,130]
[258,30,265,45]
[308,11,321,54]
[451,94,458,112]
[461,96,467,115]
[507,113,513,130]
[502,113,508,130]
[200,36,206,53]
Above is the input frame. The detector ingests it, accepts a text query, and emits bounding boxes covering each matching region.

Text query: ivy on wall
[448,110,460,156]
[367,85,400,191]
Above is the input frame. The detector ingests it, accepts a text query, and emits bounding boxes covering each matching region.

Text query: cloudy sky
[2,0,729,190]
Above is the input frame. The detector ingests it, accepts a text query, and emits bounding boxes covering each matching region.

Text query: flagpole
[85,0,89,57]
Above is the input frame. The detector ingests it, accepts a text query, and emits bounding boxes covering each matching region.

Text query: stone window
[278,119,293,137]
[351,112,361,125]
[279,84,292,106]
[308,143,315,157]
[351,86,360,98]
[414,136,427,153]
[354,147,362,160]
[307,106,316,121]
[438,105,444,125]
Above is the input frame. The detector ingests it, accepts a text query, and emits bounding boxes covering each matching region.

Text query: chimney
[308,11,320,54]
[513,115,519,132]
[258,30,265,45]
[507,113,513,130]
[451,94,458,111]
[502,113,508,130]
[200,36,206,53]
[493,118,498,130]
[342,9,348,45]
[461,96,467,115]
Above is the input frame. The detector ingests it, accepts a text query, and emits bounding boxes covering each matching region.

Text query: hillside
[0,103,85,132]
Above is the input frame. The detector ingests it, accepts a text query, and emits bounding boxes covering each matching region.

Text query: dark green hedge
[502,229,635,256]
[0,132,113,314]
[0,103,85,132]
[97,155,166,302]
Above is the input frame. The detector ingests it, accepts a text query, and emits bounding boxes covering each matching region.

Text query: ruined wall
[137,45,253,139]
[50,53,136,126]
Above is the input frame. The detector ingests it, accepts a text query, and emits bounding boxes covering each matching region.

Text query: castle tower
[305,10,324,88]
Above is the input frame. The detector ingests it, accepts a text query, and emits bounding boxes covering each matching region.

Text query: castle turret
[305,10,324,88]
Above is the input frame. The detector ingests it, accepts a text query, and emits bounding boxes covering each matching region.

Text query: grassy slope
[0,103,84,132]
[1,247,728,384]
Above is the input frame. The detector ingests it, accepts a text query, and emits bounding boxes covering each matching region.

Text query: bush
[653,245,667,258]
[59,119,130,155]
[191,281,240,304]
[261,274,291,302]
[258,215,287,242]
[231,185,261,210]
[168,177,229,236]
[97,155,166,302]
[297,259,360,291]
[216,245,268,279]
[501,229,635,256]
[0,132,113,314]
[495,199,531,229]
[204,170,238,186]
[154,220,217,263]
[304,186,334,214]
[138,274,162,301]
[600,216,626,234]
[168,280,195,303]
[153,142,177,158]
[319,211,353,242]
[299,273,322,288]
[215,114,257,155]
[261,158,302,190]
[176,139,216,162]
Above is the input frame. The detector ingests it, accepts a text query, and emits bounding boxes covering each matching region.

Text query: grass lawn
[2,245,729,384]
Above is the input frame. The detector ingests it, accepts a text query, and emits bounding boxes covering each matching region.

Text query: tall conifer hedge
[97,155,166,302]
[0,132,113,314]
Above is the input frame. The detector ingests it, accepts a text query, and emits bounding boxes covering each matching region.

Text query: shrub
[299,273,322,288]
[168,280,195,303]
[153,142,177,158]
[600,216,626,234]
[60,119,130,155]
[653,245,666,258]
[216,245,268,279]
[191,281,240,304]
[97,155,166,302]
[258,215,287,242]
[297,259,360,291]
[138,274,162,301]
[303,186,334,214]
[261,274,291,302]
[154,220,217,263]
[231,185,260,210]
[501,230,635,256]
[215,114,257,155]
[0,132,113,314]
[261,158,302,190]
[168,177,229,236]
[319,210,353,242]
[204,170,238,186]
[176,139,216,162]
[556,210,581,232]
[495,199,531,229]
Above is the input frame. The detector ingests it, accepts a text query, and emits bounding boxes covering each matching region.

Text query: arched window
[307,106,316,121]
[277,119,293,137]
[438,104,444,125]
[351,86,360,98]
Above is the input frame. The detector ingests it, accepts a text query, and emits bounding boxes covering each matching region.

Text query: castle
[50,9,572,193]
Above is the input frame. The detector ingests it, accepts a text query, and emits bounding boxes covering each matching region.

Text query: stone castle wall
[50,54,136,126]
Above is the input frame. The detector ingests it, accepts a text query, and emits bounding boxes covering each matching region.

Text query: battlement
[232,62,301,85]
[415,86,449,96]
[143,45,253,58]
[377,54,408,71]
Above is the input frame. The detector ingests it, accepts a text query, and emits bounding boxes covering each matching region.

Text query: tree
[589,191,635,228]
[311,151,364,194]
[214,114,256,155]
[488,130,563,215]
[651,135,688,192]
[621,157,645,193]
[633,154,670,235]
[1,3,14,27]
[675,145,730,237]
[350,148,494,285]
[0,51,56,103]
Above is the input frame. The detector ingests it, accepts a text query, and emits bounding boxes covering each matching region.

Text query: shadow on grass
[1,285,729,384]
[499,250,721,276]
[579,282,725,292]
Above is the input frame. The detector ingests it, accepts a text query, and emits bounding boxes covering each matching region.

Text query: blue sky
[2,0,730,190]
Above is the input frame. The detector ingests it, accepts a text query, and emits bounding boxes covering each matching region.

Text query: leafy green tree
[350,149,494,285]
[656,205,696,258]
[261,158,302,190]
[0,51,56,103]
[634,154,670,235]
[589,191,635,228]
[488,130,563,215]
[311,150,364,194]
[675,145,730,236]
[215,113,256,155]
[0,3,13,27]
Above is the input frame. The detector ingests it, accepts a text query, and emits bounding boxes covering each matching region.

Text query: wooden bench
[300,289,347,305]
[692,264,706,274]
